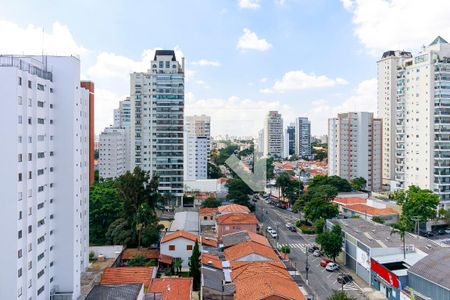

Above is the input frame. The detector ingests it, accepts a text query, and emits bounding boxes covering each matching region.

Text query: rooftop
[430,35,448,46]
[168,211,199,233]
[218,204,250,214]
[199,207,218,215]
[153,50,177,61]
[224,241,278,262]
[408,248,450,290]
[148,278,193,300]
[333,197,367,205]
[86,284,143,300]
[201,253,223,269]
[217,213,258,225]
[201,266,235,295]
[100,267,155,290]
[222,230,270,248]
[343,203,398,216]
[161,230,198,244]
[121,248,159,260]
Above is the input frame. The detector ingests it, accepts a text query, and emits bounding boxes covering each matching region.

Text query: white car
[445,229,450,234]
[266,226,273,233]
[270,231,278,238]
[313,249,321,257]
[326,262,339,272]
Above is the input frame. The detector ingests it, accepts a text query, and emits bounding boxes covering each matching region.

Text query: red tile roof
[121,248,159,260]
[216,213,258,225]
[344,204,398,216]
[224,241,278,262]
[148,278,193,300]
[333,197,367,205]
[159,254,173,265]
[201,253,223,269]
[218,204,250,213]
[199,207,218,215]
[247,232,270,247]
[161,231,198,243]
[100,267,154,290]
[231,261,306,300]
[201,237,218,247]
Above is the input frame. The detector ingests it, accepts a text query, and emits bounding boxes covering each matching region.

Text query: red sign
[370,259,399,288]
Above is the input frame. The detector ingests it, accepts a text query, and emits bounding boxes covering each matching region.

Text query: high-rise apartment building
[130,50,184,205]
[99,127,128,179]
[80,81,95,186]
[286,123,295,156]
[0,55,89,299]
[263,111,284,158]
[377,50,412,188]
[184,115,211,180]
[113,97,131,128]
[328,112,382,191]
[381,37,450,208]
[295,117,312,159]
[256,128,264,158]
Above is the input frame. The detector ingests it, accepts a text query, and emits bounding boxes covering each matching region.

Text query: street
[255,198,367,300]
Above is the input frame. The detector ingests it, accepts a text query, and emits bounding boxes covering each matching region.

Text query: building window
[18,96,22,104]
[18,115,22,124]
[168,245,175,251]
[18,77,22,86]
[18,230,22,239]
[18,173,22,182]
[37,286,44,295]
[28,225,32,234]
[186,245,193,250]
[18,249,22,258]
[18,154,22,162]
[37,84,44,91]
[27,80,31,88]
[18,268,22,278]
[37,253,44,261]
[28,261,32,270]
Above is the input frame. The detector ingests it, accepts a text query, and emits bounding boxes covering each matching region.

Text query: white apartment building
[184,115,211,180]
[0,55,89,300]
[256,128,264,158]
[295,117,312,159]
[130,50,184,205]
[384,37,450,208]
[263,111,284,158]
[328,112,382,191]
[99,127,128,179]
[377,50,412,188]
[113,97,131,128]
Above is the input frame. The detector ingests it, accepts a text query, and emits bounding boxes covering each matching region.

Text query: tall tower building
[377,50,412,189]
[286,123,295,156]
[0,55,89,299]
[385,36,450,208]
[263,111,284,158]
[184,115,211,181]
[130,50,184,205]
[99,127,128,179]
[295,117,312,159]
[80,81,95,186]
[328,112,382,191]
[113,97,131,128]
[256,128,265,158]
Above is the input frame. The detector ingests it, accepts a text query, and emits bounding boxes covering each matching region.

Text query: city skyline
[2,0,450,136]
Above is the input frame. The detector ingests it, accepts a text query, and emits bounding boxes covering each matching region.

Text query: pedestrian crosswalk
[278,243,316,253]
[342,282,360,291]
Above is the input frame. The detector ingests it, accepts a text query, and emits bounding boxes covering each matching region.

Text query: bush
[89,251,95,261]
[281,245,291,254]
[296,219,312,227]
[372,216,385,224]
[300,225,316,234]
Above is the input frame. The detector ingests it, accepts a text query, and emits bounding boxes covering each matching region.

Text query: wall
[217,224,256,239]
[89,245,123,259]
[408,272,450,300]
[160,237,196,270]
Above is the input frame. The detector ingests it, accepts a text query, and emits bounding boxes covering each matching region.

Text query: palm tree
[172,258,183,275]
[327,290,355,300]
[391,221,408,259]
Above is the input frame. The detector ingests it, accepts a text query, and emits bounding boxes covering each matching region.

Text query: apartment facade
[328,112,382,191]
[263,111,284,158]
[295,117,312,159]
[113,97,131,128]
[256,128,264,158]
[80,81,95,186]
[130,50,184,205]
[99,127,128,179]
[184,115,211,181]
[0,55,89,300]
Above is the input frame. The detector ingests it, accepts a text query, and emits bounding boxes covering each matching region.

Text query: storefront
[370,258,403,300]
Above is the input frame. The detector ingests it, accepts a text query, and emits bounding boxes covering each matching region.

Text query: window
[28,153,32,161]
[28,98,32,107]
[28,225,32,234]
[37,270,44,279]
[186,245,193,250]
[37,236,45,244]
[18,96,22,104]
[37,152,45,158]
[18,211,22,220]
[18,268,22,278]
[38,219,45,227]
[27,80,31,88]
[18,77,22,86]
[18,115,22,124]
[37,253,44,261]
[168,245,175,251]
[37,84,44,91]
[18,173,22,182]
[28,261,32,270]
[37,203,44,210]
[37,118,44,124]
[37,101,44,107]
[37,169,44,176]
[18,249,22,258]
[18,230,22,239]
[28,243,32,252]
[50,88,53,93]
[28,117,31,125]
[18,154,22,162]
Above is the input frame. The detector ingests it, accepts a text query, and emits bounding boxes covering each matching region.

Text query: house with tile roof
[224,241,278,262]
[333,196,399,224]
[216,213,258,239]
[100,267,156,291]
[160,230,200,271]
[221,230,270,248]
[199,207,218,229]
[147,278,193,300]
[217,204,250,214]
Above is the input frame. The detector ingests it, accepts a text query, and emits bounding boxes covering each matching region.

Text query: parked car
[320,258,332,267]
[326,262,339,272]
[285,223,296,232]
[270,231,278,238]
[437,229,447,235]
[309,245,320,253]
[266,226,273,233]
[445,228,450,234]
[313,249,321,257]
[423,231,435,237]
[337,274,353,284]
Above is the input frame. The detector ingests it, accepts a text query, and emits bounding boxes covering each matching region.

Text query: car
[437,229,447,235]
[423,231,435,237]
[308,245,319,253]
[320,258,332,267]
[288,225,297,232]
[326,262,339,272]
[445,229,450,234]
[337,274,353,284]
[313,249,321,257]
[270,231,278,238]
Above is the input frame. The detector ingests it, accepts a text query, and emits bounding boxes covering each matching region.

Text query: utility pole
[305,246,309,284]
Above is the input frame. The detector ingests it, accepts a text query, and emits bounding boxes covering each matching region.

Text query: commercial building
[263,111,284,158]
[80,81,95,186]
[184,115,211,181]
[286,123,295,156]
[130,50,184,205]
[98,126,129,179]
[379,37,450,208]
[0,55,89,299]
[295,117,312,159]
[328,112,382,191]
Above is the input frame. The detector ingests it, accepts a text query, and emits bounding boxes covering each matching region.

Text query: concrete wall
[89,246,123,259]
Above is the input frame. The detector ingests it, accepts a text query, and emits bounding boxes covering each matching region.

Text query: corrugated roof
[169,211,199,233]
[333,197,367,205]
[86,284,143,300]
[344,204,398,216]
[408,248,450,290]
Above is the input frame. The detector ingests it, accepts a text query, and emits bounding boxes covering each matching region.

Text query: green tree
[201,197,221,208]
[266,157,275,179]
[316,224,343,261]
[314,218,326,234]
[350,177,367,191]
[281,245,291,254]
[391,220,408,259]
[226,177,253,209]
[309,175,352,192]
[303,185,339,222]
[89,179,122,245]
[172,258,183,275]
[393,185,440,229]
[128,254,147,266]
[327,290,355,300]
[207,162,223,179]
[275,172,303,205]
[372,216,385,224]
[189,240,201,291]
[216,144,239,165]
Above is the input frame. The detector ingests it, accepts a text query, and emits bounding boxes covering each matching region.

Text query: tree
[226,177,253,209]
[327,291,355,300]
[215,144,239,165]
[172,258,183,275]
[372,216,385,224]
[207,162,223,179]
[128,254,147,266]
[303,185,339,222]
[316,224,343,261]
[201,197,221,208]
[275,172,303,205]
[393,185,440,229]
[391,220,408,259]
[280,245,291,254]
[308,175,352,192]
[89,179,122,245]
[266,157,275,179]
[350,177,367,191]
[314,218,326,234]
[189,240,201,291]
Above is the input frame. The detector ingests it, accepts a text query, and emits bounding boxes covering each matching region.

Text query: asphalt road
[255,198,366,300]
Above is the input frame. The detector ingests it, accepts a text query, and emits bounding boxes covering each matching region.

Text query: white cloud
[306,78,377,134]
[272,70,348,92]
[191,59,221,67]
[275,0,286,5]
[94,88,127,134]
[259,88,274,94]
[260,77,268,83]
[0,20,87,56]
[237,28,272,51]
[340,0,353,10]
[343,0,450,54]
[238,0,261,9]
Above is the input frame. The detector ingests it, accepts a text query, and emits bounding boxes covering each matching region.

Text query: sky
[1,0,450,137]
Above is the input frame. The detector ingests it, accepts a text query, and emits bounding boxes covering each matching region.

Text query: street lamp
[305,246,309,284]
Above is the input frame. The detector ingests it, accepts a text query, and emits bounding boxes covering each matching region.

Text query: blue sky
[1,0,449,136]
